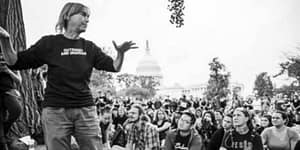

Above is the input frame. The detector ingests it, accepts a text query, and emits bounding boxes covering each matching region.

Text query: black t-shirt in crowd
[10,34,116,107]
[174,132,191,150]
[221,130,263,150]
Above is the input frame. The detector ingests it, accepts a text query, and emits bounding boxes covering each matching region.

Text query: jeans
[42,106,103,150]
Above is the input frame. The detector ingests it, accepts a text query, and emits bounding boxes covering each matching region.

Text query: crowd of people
[0,1,300,150]
[89,92,300,150]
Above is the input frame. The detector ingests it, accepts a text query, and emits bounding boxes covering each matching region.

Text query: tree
[90,69,115,96]
[0,0,41,140]
[205,57,230,109]
[138,76,161,97]
[123,86,152,99]
[116,73,138,88]
[116,73,160,98]
[274,84,298,97]
[274,47,300,83]
[254,72,274,98]
[168,0,185,28]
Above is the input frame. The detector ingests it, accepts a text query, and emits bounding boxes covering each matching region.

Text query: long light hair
[55,2,88,33]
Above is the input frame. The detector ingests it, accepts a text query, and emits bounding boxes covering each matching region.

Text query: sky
[21,0,300,96]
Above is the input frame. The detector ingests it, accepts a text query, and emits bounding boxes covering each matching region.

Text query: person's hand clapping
[112,40,138,54]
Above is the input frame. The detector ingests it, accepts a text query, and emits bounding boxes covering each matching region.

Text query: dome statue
[136,40,162,77]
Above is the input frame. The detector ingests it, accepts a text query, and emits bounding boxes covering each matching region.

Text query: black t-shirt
[153,120,170,141]
[10,35,116,107]
[174,132,191,150]
[100,122,109,143]
[221,130,263,150]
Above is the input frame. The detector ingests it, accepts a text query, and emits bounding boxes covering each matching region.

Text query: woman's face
[196,110,202,116]
[157,111,165,120]
[260,117,270,127]
[272,113,285,127]
[215,112,223,120]
[118,108,125,116]
[112,110,118,116]
[204,113,212,122]
[233,110,248,127]
[67,7,90,33]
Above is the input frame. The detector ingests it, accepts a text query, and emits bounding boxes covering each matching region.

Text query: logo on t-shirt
[174,143,188,150]
[61,48,87,56]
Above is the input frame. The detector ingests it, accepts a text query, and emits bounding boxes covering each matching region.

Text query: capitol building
[135,41,244,98]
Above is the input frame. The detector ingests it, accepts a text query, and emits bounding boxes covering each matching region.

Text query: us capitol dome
[136,40,163,78]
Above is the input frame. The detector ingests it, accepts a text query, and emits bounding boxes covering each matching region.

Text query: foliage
[254,72,274,97]
[205,57,230,109]
[90,69,115,95]
[274,84,300,97]
[138,76,161,97]
[123,86,152,99]
[116,73,138,88]
[116,73,161,98]
[168,0,185,28]
[274,47,300,82]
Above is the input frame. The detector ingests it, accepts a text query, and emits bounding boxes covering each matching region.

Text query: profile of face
[178,114,192,131]
[128,107,140,123]
[271,113,285,127]
[67,7,90,33]
[233,109,249,127]
[260,117,270,127]
[222,116,233,130]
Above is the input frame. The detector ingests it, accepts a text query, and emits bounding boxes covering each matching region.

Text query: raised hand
[0,26,10,38]
[112,40,138,54]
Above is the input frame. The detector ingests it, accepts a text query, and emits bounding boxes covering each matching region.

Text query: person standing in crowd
[126,104,160,150]
[208,114,233,150]
[153,109,171,146]
[0,2,137,150]
[256,114,272,134]
[261,111,299,150]
[220,107,263,150]
[0,53,22,150]
[164,111,204,150]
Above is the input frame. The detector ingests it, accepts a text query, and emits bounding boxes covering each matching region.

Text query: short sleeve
[9,36,48,70]
[288,128,300,141]
[260,128,269,145]
[92,43,116,72]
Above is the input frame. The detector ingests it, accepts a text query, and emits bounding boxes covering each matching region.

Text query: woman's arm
[157,122,171,132]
